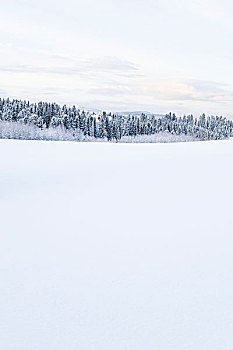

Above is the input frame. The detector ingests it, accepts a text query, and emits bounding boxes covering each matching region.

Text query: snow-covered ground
[0,139,233,350]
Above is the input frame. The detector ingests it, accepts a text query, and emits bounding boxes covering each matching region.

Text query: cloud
[85,77,233,104]
[174,0,225,22]
[0,57,140,78]
[0,89,7,95]
[135,78,233,103]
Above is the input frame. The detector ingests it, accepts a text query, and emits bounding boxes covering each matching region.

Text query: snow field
[0,139,233,350]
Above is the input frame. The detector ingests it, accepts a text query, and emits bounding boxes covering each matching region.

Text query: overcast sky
[1,0,233,116]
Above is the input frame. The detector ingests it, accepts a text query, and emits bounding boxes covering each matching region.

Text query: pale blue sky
[1,0,233,116]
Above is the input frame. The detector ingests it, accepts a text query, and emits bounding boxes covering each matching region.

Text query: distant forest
[0,98,232,142]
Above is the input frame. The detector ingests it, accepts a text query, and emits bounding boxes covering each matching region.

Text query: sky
[1,0,233,116]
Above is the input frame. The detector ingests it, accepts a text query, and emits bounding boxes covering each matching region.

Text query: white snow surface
[0,139,233,350]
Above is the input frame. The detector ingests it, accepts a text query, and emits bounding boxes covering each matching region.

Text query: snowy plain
[0,138,233,350]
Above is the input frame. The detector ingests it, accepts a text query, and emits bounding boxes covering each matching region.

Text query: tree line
[0,98,233,142]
